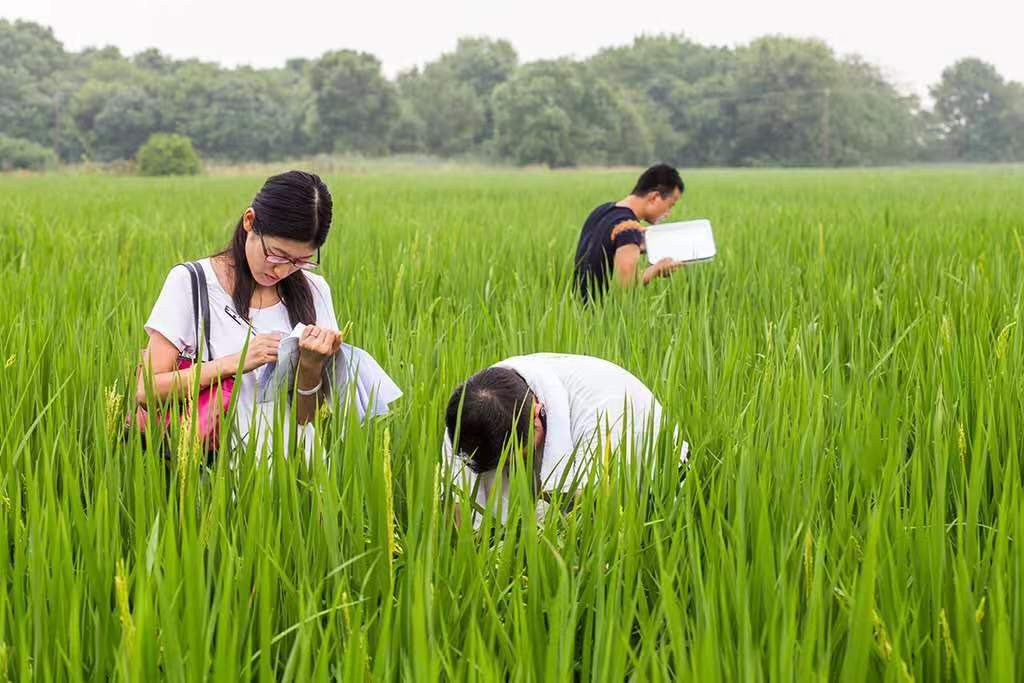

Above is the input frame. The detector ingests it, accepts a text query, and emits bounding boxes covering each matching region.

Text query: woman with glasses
[137,170,347,453]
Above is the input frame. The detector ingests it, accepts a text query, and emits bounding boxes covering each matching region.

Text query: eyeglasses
[255,228,320,271]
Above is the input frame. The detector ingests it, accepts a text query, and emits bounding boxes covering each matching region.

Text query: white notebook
[255,324,402,422]
[645,219,717,264]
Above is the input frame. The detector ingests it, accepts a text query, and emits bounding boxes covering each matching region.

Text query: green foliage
[435,37,518,141]
[309,50,398,155]
[829,58,921,165]
[0,68,54,147]
[492,60,653,166]
[168,66,304,161]
[389,99,427,154]
[0,20,70,156]
[442,37,518,99]
[0,18,66,79]
[133,47,175,74]
[588,35,733,164]
[0,134,58,170]
[931,58,1024,161]
[396,38,519,157]
[1,167,1023,678]
[136,133,201,175]
[399,66,484,157]
[730,37,841,166]
[2,19,1022,166]
[93,86,162,162]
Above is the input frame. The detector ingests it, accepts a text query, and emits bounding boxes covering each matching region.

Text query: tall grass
[0,166,1022,680]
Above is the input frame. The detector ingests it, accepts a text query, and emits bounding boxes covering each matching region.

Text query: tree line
[2,18,1022,169]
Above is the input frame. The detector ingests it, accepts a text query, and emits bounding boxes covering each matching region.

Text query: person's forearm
[294,358,324,425]
[137,356,237,406]
[614,262,639,288]
[615,261,657,288]
[613,253,643,288]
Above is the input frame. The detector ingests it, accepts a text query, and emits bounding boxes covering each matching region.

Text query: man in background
[573,164,686,301]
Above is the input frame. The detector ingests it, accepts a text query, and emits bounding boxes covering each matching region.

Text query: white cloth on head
[444,353,689,525]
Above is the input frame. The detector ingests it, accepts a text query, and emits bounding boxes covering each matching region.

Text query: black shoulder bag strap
[180,261,215,362]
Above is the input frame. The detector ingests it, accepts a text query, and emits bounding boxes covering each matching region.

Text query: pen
[224,305,270,335]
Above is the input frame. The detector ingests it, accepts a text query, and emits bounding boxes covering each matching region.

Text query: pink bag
[135,356,235,454]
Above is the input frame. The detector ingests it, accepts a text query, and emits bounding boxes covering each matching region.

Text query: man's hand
[642,257,684,285]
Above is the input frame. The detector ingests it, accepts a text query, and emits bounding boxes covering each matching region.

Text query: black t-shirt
[573,203,646,301]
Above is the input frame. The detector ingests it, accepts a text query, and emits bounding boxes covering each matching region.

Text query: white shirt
[445,353,689,524]
[144,258,339,456]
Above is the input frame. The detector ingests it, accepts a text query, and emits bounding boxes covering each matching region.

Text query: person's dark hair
[445,367,534,474]
[219,170,333,327]
[631,163,685,199]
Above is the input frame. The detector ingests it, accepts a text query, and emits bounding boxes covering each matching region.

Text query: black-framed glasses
[255,228,320,271]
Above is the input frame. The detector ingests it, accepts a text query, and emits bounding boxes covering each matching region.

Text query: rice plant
[0,166,1021,680]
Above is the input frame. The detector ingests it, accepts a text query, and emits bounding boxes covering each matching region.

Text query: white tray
[645,219,716,264]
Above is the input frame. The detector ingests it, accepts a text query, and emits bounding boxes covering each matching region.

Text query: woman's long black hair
[219,171,333,327]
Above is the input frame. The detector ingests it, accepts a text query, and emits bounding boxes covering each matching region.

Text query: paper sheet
[256,324,402,421]
[645,219,717,264]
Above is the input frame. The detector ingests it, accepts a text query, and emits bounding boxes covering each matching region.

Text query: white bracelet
[296,381,322,397]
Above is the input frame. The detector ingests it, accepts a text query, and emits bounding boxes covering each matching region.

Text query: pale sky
[5,0,1023,98]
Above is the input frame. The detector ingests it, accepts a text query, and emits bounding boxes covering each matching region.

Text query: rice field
[1,165,1022,680]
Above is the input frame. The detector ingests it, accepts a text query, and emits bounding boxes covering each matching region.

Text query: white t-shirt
[444,353,689,524]
[144,258,339,456]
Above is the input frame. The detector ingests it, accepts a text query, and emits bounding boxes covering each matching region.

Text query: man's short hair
[631,164,685,199]
[445,367,533,474]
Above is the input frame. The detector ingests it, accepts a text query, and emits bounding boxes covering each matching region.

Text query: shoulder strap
[179,262,215,361]
[178,263,200,360]
[189,261,215,361]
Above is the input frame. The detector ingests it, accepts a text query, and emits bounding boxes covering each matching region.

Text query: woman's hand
[233,332,284,373]
[293,326,341,424]
[298,325,342,370]
[136,330,283,406]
